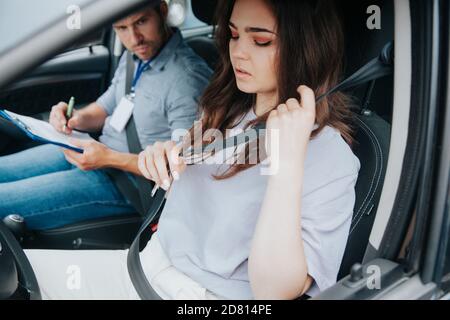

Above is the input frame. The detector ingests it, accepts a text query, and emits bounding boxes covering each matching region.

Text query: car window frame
[431,0,450,293]
[414,0,450,297]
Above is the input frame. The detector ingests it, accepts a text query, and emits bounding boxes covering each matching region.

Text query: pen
[66,96,75,119]
[63,96,75,133]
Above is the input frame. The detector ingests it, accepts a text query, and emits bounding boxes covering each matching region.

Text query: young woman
[25,0,360,300]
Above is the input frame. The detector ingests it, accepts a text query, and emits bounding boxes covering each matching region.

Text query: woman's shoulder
[305,125,361,179]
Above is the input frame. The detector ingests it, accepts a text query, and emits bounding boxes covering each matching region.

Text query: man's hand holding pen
[49,96,81,135]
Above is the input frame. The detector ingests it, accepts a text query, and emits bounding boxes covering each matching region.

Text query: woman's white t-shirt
[153,110,361,299]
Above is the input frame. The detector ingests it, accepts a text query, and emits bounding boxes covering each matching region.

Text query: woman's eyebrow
[246,27,275,34]
[228,21,275,34]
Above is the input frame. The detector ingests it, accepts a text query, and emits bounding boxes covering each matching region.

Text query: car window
[0,0,94,55]
[0,0,206,56]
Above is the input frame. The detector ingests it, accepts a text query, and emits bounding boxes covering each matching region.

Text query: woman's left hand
[265,85,316,170]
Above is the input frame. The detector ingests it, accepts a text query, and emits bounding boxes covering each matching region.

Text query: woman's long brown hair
[189,0,355,179]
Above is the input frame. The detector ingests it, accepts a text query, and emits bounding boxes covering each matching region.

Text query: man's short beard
[135,11,171,59]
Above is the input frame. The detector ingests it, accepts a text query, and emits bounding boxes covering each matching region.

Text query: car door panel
[0,45,109,117]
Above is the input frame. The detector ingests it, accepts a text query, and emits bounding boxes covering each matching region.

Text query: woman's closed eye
[253,37,272,47]
[230,31,273,47]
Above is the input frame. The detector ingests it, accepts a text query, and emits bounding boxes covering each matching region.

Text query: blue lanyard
[131,59,152,94]
[129,31,175,95]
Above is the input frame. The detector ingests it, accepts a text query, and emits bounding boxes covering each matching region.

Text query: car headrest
[192,0,217,24]
[167,0,188,27]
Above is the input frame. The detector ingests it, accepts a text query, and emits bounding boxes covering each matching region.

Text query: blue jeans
[0,144,136,230]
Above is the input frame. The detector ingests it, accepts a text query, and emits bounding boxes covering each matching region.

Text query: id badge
[110,96,135,133]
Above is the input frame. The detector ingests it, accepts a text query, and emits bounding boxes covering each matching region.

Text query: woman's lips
[235,68,252,79]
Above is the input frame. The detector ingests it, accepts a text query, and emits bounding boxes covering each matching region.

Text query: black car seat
[337,110,391,279]
[186,36,219,70]
[336,0,394,279]
[340,0,395,123]
[188,0,219,70]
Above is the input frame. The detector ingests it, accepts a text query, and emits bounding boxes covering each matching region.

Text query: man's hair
[150,0,163,15]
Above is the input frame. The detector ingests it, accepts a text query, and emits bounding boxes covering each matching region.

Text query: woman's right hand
[138,141,186,190]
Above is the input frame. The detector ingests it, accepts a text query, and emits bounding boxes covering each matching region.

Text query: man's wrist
[104,149,120,169]
[104,150,140,175]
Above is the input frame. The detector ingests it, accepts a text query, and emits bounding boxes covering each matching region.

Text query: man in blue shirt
[0,1,212,230]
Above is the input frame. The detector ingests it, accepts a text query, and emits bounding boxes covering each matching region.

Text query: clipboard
[0,109,94,153]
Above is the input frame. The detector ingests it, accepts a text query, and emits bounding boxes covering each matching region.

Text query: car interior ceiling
[0,0,395,280]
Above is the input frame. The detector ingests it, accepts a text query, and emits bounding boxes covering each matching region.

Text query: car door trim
[367,0,412,252]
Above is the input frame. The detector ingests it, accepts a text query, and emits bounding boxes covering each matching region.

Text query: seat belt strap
[105,51,155,216]
[127,188,166,300]
[316,42,393,102]
[362,80,377,110]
